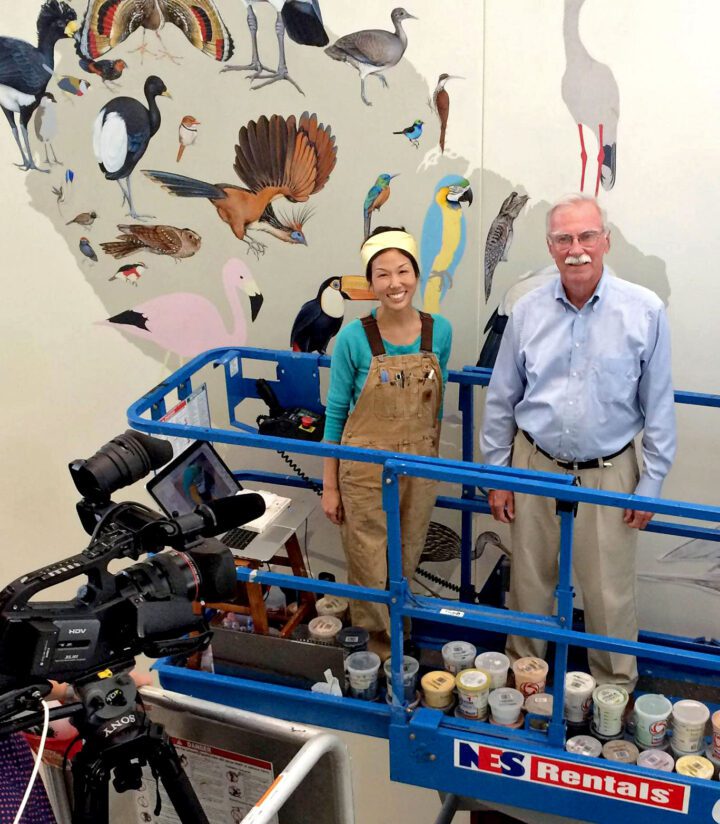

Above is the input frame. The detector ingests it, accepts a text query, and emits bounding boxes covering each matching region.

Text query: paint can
[670,699,710,755]
[634,693,672,749]
[308,615,342,644]
[636,748,675,773]
[524,693,553,732]
[704,746,720,779]
[421,670,456,710]
[315,595,349,622]
[455,668,491,720]
[564,671,596,723]
[488,687,525,726]
[441,641,477,675]
[345,651,381,700]
[602,740,639,764]
[336,627,369,655]
[566,735,602,758]
[512,657,548,697]
[383,655,420,703]
[675,754,714,780]
[474,651,510,689]
[591,684,628,738]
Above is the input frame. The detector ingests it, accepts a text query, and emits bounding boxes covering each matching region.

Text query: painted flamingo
[103,258,263,358]
[561,0,619,196]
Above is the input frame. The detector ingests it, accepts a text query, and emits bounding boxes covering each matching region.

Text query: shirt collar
[554,266,608,312]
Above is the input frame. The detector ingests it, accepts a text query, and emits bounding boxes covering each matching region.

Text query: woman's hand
[322,487,344,525]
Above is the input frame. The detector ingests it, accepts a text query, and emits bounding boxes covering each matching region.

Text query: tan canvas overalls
[339,312,443,636]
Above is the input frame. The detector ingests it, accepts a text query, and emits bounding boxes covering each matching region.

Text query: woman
[322,226,452,659]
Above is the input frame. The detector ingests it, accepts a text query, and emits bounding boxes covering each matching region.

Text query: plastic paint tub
[315,595,349,621]
[634,694,672,749]
[488,688,525,725]
[421,671,456,709]
[420,695,456,715]
[455,669,491,720]
[675,755,714,780]
[383,655,420,703]
[490,714,525,729]
[564,671,596,723]
[713,709,720,760]
[525,693,553,717]
[475,651,510,689]
[441,641,477,675]
[512,657,548,697]
[345,651,381,700]
[705,746,720,779]
[336,627,369,654]
[671,699,710,755]
[591,684,629,738]
[636,749,675,772]
[308,615,342,643]
[602,740,639,764]
[566,735,602,758]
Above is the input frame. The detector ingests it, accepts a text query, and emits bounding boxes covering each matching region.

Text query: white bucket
[308,615,342,643]
[512,657,548,697]
[488,687,525,725]
[441,641,477,675]
[636,748,675,772]
[475,652,510,689]
[564,671,596,723]
[634,693,672,749]
[315,595,349,621]
[671,699,710,755]
[713,709,720,760]
[455,668,491,720]
[591,684,629,738]
[566,735,602,758]
[346,651,381,700]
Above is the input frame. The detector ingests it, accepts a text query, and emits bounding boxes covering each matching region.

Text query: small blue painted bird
[57,75,90,97]
[363,172,398,240]
[393,119,423,148]
[79,236,97,262]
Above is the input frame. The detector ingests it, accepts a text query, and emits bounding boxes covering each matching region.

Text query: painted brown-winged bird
[143,112,337,256]
[79,57,128,88]
[0,1,78,172]
[431,73,462,154]
[76,0,234,64]
[93,75,171,220]
[100,224,201,260]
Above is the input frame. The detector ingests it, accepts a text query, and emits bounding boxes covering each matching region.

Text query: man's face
[547,201,609,294]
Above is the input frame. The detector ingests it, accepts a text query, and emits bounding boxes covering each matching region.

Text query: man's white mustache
[565,254,592,265]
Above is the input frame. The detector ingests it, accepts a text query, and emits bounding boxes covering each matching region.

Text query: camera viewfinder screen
[147,442,240,517]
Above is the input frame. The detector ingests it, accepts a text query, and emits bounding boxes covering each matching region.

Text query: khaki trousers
[505,432,640,689]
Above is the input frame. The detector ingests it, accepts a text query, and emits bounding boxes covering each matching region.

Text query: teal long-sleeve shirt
[324,310,453,443]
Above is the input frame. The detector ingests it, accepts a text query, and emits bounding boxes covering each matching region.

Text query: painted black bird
[0,1,78,172]
[290,275,374,353]
[93,75,171,220]
[79,57,128,89]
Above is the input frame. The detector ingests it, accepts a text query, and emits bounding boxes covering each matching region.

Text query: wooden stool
[204,532,315,637]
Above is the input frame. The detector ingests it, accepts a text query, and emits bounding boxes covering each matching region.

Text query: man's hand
[488,489,515,523]
[623,509,653,529]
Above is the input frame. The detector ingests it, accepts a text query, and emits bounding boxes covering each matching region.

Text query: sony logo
[101,715,136,738]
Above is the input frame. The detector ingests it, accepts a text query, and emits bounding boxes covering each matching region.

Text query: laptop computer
[147,440,312,562]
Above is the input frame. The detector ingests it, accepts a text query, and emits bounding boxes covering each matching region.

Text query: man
[480,193,676,689]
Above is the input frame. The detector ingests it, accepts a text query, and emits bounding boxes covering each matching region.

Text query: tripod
[69,668,209,824]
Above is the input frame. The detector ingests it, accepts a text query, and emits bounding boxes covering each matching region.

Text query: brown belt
[522,430,631,470]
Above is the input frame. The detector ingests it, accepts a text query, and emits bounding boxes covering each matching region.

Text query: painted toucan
[290,275,374,353]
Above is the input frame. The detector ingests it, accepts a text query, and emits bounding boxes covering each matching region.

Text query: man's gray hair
[546,193,609,234]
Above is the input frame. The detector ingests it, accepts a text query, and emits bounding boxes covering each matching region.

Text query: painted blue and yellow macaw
[363,172,398,239]
[420,175,473,312]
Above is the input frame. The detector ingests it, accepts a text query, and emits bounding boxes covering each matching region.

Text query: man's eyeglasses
[548,230,606,251]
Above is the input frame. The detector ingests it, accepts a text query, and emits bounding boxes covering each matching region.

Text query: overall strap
[419,311,434,353]
[360,314,386,357]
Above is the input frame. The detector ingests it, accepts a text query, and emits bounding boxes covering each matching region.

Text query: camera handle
[70,669,209,824]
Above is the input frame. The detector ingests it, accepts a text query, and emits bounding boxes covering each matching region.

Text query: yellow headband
[360,230,418,270]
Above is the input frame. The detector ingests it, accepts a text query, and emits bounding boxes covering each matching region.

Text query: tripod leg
[148,733,210,824]
[71,749,110,824]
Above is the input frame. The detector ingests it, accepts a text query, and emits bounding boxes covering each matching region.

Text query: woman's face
[370,249,418,313]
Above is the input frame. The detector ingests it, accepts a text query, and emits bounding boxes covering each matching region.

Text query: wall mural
[483,190,529,303]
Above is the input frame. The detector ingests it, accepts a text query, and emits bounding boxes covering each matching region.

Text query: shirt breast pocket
[594,356,639,404]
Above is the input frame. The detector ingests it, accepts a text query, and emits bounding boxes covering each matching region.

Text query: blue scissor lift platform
[128,347,720,824]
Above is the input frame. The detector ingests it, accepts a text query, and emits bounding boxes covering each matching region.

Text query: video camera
[0,430,265,721]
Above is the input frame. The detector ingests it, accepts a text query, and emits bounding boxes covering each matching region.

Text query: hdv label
[454,741,690,814]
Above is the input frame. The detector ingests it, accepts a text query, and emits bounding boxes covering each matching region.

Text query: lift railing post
[383,464,407,720]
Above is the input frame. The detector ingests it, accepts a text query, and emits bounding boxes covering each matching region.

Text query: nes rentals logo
[454,741,690,814]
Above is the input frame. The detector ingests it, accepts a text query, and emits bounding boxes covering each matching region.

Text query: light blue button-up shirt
[480,268,676,498]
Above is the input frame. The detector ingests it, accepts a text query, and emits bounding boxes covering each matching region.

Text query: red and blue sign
[454,741,690,814]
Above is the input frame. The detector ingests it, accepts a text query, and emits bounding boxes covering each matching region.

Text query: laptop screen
[147,441,240,517]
